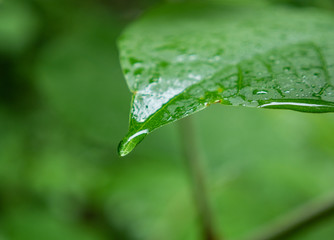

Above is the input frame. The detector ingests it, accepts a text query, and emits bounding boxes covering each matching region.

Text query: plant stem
[242,192,334,240]
[179,117,220,240]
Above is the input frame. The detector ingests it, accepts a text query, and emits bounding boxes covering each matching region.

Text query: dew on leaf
[117,4,334,156]
[253,90,269,95]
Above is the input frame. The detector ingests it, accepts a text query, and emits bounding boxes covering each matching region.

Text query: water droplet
[176,55,185,62]
[253,90,268,95]
[213,56,221,61]
[118,129,149,157]
[188,73,202,81]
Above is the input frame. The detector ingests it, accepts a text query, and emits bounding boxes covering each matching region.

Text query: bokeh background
[1,0,334,239]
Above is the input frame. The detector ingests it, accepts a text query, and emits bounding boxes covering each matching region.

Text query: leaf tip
[117,129,149,157]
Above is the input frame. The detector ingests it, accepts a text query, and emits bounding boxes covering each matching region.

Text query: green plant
[117,2,334,240]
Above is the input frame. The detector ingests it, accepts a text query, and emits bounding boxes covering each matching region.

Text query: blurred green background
[1,0,334,240]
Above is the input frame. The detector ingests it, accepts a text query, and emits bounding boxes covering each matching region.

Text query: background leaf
[118,3,334,156]
[35,5,129,146]
[0,0,39,55]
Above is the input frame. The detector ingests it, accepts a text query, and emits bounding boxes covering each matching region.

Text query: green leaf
[1,206,109,240]
[118,3,334,156]
[0,0,39,54]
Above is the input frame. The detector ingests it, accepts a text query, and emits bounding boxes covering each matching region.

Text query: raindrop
[253,89,268,95]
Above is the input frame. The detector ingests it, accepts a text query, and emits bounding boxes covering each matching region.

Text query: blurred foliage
[270,0,334,8]
[0,0,334,240]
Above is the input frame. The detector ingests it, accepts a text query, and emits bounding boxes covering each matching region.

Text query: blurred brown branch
[242,192,334,240]
[179,117,221,240]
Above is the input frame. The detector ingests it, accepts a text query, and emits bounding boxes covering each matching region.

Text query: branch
[179,117,221,240]
[242,192,334,240]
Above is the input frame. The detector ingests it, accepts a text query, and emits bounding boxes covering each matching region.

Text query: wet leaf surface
[118,3,334,156]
